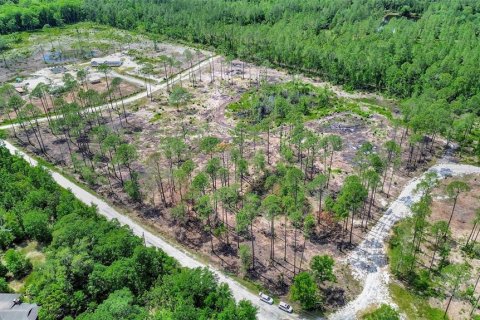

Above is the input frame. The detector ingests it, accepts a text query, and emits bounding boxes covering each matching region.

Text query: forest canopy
[0,145,257,320]
[0,0,84,33]
[1,0,480,118]
[80,0,480,115]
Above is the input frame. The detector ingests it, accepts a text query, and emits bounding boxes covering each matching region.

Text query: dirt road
[8,131,477,320]
[0,56,220,131]
[329,163,480,319]
[1,140,299,320]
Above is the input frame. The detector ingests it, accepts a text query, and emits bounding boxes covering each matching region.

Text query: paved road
[1,140,298,320]
[329,163,480,319]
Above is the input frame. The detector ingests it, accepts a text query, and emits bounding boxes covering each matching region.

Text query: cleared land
[6,51,445,311]
[1,25,474,318]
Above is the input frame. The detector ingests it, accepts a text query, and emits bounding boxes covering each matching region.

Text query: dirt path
[329,163,480,320]
[110,70,152,87]
[0,56,220,131]
[1,139,300,320]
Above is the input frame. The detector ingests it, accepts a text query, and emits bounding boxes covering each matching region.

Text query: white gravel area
[329,163,480,320]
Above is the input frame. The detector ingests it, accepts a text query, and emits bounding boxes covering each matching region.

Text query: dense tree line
[0,0,84,34]
[0,145,257,320]
[4,0,480,121]
[80,0,480,116]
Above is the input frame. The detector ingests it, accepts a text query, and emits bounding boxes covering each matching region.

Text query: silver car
[259,292,274,305]
[278,301,293,313]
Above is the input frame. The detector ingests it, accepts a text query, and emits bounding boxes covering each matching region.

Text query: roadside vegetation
[389,283,445,320]
[361,304,400,320]
[0,145,257,319]
[388,172,480,319]
[0,0,479,318]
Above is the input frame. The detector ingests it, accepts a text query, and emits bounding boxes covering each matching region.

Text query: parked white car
[258,292,274,305]
[278,301,293,313]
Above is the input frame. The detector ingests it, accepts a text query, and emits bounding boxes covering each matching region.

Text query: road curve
[329,163,480,320]
[1,140,298,320]
[4,55,478,319]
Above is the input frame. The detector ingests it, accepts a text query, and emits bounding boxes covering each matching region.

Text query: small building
[0,293,39,320]
[91,59,123,67]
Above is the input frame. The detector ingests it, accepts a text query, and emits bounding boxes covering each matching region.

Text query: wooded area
[3,0,480,118]
[0,0,479,318]
[0,145,257,320]
[0,0,84,34]
[81,0,480,115]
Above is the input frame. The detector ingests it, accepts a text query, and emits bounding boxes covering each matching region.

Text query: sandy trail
[2,53,477,319]
[0,56,220,131]
[1,139,300,320]
[329,163,480,320]
[110,70,150,87]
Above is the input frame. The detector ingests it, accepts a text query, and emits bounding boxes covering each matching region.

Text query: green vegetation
[388,172,480,319]
[0,0,84,34]
[228,82,337,125]
[361,304,400,320]
[0,145,257,319]
[228,82,381,126]
[4,249,32,279]
[310,255,336,284]
[390,283,446,320]
[290,272,321,311]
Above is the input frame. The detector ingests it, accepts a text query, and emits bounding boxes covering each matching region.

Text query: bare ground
[8,54,450,312]
[423,174,480,320]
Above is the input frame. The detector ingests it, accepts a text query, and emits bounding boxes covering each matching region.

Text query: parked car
[258,292,273,305]
[278,302,293,313]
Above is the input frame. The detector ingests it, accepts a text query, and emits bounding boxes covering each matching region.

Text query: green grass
[17,241,46,268]
[360,304,400,320]
[226,81,375,126]
[390,283,447,320]
[365,103,393,120]
[149,113,163,123]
